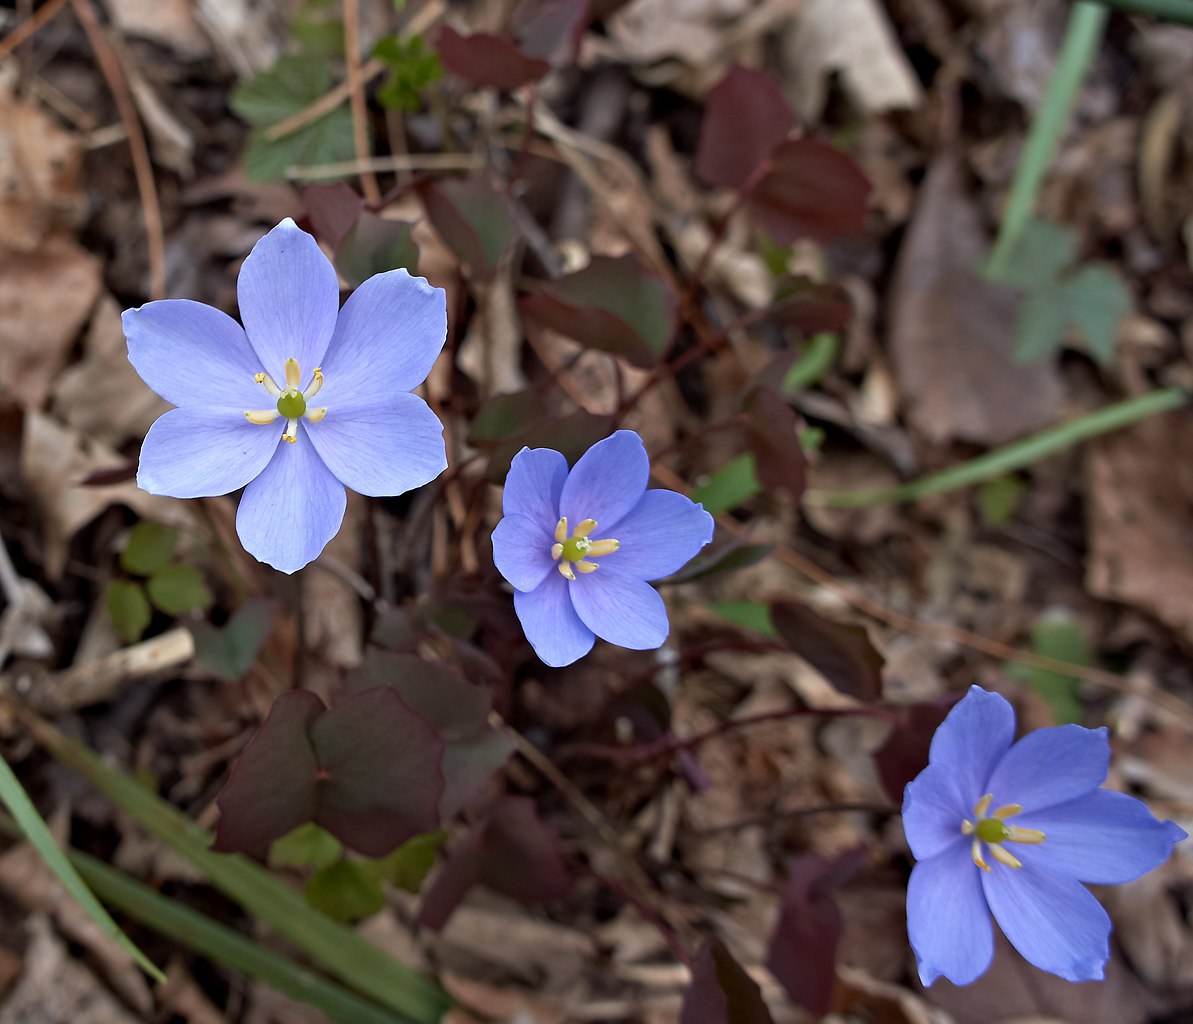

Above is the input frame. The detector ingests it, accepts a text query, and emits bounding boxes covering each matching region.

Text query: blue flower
[124,219,447,573]
[904,685,1186,987]
[492,430,714,667]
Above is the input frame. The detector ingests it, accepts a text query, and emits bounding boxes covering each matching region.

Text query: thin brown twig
[69,0,165,298]
[264,55,384,143]
[342,0,380,204]
[650,462,1193,731]
[0,0,68,62]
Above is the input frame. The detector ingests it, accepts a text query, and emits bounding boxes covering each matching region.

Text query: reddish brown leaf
[681,939,774,1024]
[513,0,589,62]
[695,64,795,190]
[770,601,884,700]
[872,698,956,802]
[419,178,518,280]
[743,388,806,504]
[301,182,363,251]
[769,278,852,336]
[435,26,550,91]
[750,138,871,245]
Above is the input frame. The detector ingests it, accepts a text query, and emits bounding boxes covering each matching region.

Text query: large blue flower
[124,219,447,573]
[492,430,714,667]
[904,685,1186,987]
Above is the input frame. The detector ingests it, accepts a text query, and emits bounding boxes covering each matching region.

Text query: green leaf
[106,580,151,645]
[977,475,1025,527]
[0,756,163,980]
[994,218,1079,288]
[709,601,776,637]
[418,179,517,280]
[270,822,344,871]
[70,851,406,1024]
[1006,614,1089,725]
[1013,283,1069,363]
[664,542,773,584]
[468,390,547,445]
[231,55,332,124]
[373,35,442,111]
[783,333,839,391]
[367,830,446,893]
[146,565,214,616]
[120,521,178,576]
[337,213,419,287]
[291,16,346,58]
[1065,263,1131,365]
[692,454,761,516]
[35,724,452,1023]
[306,860,386,922]
[190,599,275,682]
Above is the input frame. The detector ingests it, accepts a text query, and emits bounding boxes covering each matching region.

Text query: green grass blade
[0,755,164,981]
[804,387,1186,508]
[986,2,1108,278]
[1093,0,1193,24]
[70,851,410,1024]
[32,722,450,1024]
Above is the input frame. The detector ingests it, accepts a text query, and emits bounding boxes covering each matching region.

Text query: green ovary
[975,817,1012,844]
[561,536,591,562]
[276,389,307,419]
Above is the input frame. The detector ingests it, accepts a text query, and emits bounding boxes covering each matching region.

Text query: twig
[285,152,481,180]
[342,0,380,204]
[649,462,1193,731]
[0,0,68,62]
[69,0,165,299]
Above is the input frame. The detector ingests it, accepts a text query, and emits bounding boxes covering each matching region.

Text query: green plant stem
[1094,0,1193,24]
[804,387,1187,508]
[986,2,1108,278]
[70,851,410,1024]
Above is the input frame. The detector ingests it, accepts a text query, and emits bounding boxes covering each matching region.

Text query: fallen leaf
[681,938,774,1024]
[887,157,1063,445]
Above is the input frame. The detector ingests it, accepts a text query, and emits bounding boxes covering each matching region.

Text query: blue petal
[603,490,714,581]
[567,566,669,651]
[137,408,280,498]
[907,845,994,986]
[986,725,1108,814]
[902,763,972,861]
[237,219,340,381]
[513,571,594,667]
[1012,788,1187,884]
[235,426,347,573]
[927,686,1015,816]
[503,447,567,527]
[982,861,1110,982]
[558,430,650,534]
[124,300,263,410]
[492,513,556,592]
[304,393,446,496]
[317,269,446,410]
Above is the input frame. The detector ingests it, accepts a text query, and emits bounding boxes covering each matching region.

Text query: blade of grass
[69,850,410,1024]
[804,387,1186,508]
[0,755,164,981]
[986,1,1108,278]
[27,717,450,1024]
[1093,0,1193,24]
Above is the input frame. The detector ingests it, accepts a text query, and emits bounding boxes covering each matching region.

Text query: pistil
[961,793,1045,872]
[551,516,620,580]
[244,360,329,443]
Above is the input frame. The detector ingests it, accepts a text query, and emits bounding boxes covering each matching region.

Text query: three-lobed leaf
[106,580,151,645]
[146,564,213,616]
[770,601,884,700]
[120,521,178,576]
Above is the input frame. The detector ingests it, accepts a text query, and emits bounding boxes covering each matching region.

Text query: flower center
[550,516,620,581]
[961,793,1046,871]
[244,357,328,443]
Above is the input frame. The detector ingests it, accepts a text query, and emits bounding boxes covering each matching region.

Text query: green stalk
[70,851,410,1024]
[804,387,1186,508]
[1093,0,1193,24]
[986,2,1108,278]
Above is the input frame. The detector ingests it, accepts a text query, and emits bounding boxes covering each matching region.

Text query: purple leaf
[435,26,549,90]
[190,599,275,682]
[770,601,884,701]
[519,255,676,367]
[765,848,866,1013]
[513,0,589,62]
[872,698,956,802]
[695,64,795,191]
[302,182,364,251]
[743,388,806,504]
[750,138,871,245]
[770,278,853,336]
[419,178,518,280]
[681,939,774,1024]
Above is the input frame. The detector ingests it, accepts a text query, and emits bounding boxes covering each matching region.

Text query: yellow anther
[282,419,298,444]
[971,838,990,872]
[993,803,1022,820]
[575,560,598,573]
[554,518,568,543]
[989,845,1022,869]
[244,409,279,425]
[255,371,281,397]
[284,357,301,389]
[550,542,564,560]
[557,561,576,580]
[574,519,597,538]
[304,367,324,400]
[961,819,976,836]
[974,794,993,818]
[305,407,328,423]
[1006,826,1046,845]
[587,539,620,557]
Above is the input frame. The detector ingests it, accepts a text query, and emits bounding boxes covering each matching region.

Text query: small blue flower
[904,685,1186,987]
[124,219,448,573]
[492,430,714,667]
